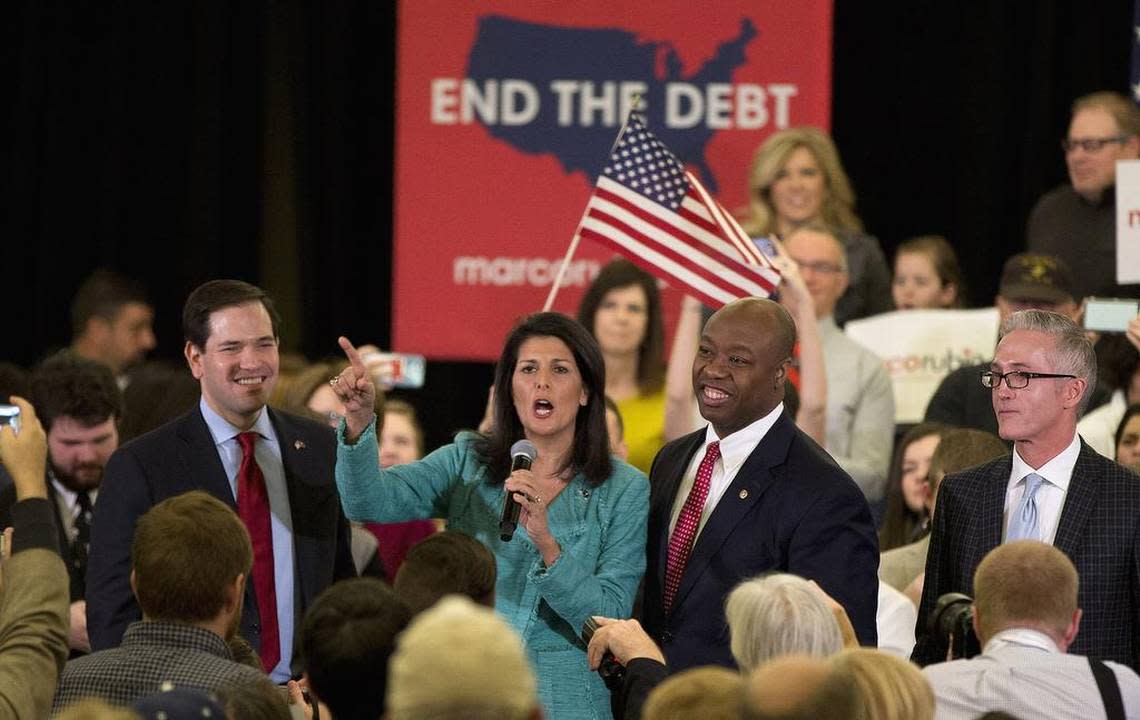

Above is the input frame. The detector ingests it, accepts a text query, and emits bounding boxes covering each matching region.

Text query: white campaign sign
[844,308,1000,424]
[1115,160,1140,284]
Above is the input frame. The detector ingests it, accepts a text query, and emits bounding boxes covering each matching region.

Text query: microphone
[499,439,538,541]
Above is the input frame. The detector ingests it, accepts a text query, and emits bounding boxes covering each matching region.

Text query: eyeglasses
[790,258,844,275]
[979,371,1077,389]
[1060,135,1129,153]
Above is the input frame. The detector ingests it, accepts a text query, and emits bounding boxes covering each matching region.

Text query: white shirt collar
[984,627,1061,655]
[702,401,785,475]
[1010,431,1081,492]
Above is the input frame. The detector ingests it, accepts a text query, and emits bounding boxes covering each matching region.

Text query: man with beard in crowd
[0,351,122,657]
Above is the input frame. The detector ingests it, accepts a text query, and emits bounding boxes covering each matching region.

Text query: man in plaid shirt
[53,491,265,711]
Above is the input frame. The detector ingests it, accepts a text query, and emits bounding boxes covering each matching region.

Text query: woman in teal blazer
[332,312,649,720]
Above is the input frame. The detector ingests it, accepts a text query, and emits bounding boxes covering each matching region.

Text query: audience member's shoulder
[1030,184,1078,215]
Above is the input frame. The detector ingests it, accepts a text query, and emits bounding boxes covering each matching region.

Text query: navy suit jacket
[913,441,1140,668]
[640,411,879,672]
[86,406,355,667]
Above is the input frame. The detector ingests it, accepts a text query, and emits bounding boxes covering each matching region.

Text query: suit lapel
[669,413,794,613]
[176,408,237,508]
[653,431,704,585]
[1053,442,1098,557]
[978,459,1010,554]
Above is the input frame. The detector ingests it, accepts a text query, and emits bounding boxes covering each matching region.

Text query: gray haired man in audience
[586,572,845,720]
[923,541,1140,719]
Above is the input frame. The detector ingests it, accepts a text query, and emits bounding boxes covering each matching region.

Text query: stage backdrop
[394,1,832,360]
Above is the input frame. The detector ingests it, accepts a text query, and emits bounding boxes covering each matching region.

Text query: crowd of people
[1,89,1139,720]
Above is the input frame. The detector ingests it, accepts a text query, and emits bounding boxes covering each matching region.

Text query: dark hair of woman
[475,312,612,486]
[1116,403,1140,455]
[576,258,665,394]
[878,422,948,551]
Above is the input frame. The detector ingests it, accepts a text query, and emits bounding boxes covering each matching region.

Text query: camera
[0,405,20,436]
[581,618,627,691]
[929,592,980,659]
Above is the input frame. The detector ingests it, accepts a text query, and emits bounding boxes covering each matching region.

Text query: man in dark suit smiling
[640,297,878,672]
[86,279,355,682]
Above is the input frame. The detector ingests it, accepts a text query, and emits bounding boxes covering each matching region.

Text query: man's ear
[85,316,112,345]
[1062,378,1087,410]
[129,569,138,599]
[226,573,247,613]
[1124,134,1140,159]
[774,357,791,388]
[184,341,205,380]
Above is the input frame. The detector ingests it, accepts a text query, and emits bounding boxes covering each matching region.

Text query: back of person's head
[725,573,843,672]
[743,655,861,720]
[0,363,30,404]
[642,666,743,720]
[1096,333,1140,393]
[829,648,934,720]
[928,428,1008,499]
[70,268,150,339]
[973,540,1078,644]
[387,595,539,720]
[300,577,412,720]
[393,532,497,615]
[117,361,201,443]
[182,279,281,349]
[131,491,252,624]
[31,351,122,432]
[217,678,291,720]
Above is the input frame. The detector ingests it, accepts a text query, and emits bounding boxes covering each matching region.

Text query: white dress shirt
[1003,432,1081,544]
[668,402,784,538]
[924,627,1140,719]
[49,475,96,543]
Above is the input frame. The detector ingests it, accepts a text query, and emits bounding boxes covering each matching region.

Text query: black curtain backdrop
[2,1,1132,451]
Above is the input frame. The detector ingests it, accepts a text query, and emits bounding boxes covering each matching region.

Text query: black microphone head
[510,439,538,463]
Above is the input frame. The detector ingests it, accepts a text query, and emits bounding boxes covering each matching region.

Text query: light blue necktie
[1006,473,1046,542]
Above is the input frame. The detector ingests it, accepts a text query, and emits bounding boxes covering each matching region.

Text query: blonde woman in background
[742,127,892,326]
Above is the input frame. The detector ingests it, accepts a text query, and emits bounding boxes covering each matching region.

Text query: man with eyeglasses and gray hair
[913,309,1140,669]
[1027,91,1140,299]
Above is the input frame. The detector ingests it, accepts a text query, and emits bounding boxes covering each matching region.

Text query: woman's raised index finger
[337,336,367,374]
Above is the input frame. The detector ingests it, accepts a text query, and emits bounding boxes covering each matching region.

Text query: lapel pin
[294,440,306,451]
[739,489,749,499]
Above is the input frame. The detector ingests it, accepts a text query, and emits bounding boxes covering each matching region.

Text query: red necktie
[236,431,280,672]
[663,440,720,614]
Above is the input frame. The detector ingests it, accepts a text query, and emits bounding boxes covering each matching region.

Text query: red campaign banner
[393,1,832,361]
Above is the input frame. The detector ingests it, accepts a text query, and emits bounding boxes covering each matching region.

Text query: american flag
[578,111,781,308]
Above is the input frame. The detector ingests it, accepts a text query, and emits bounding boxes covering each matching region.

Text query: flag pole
[541,98,643,312]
